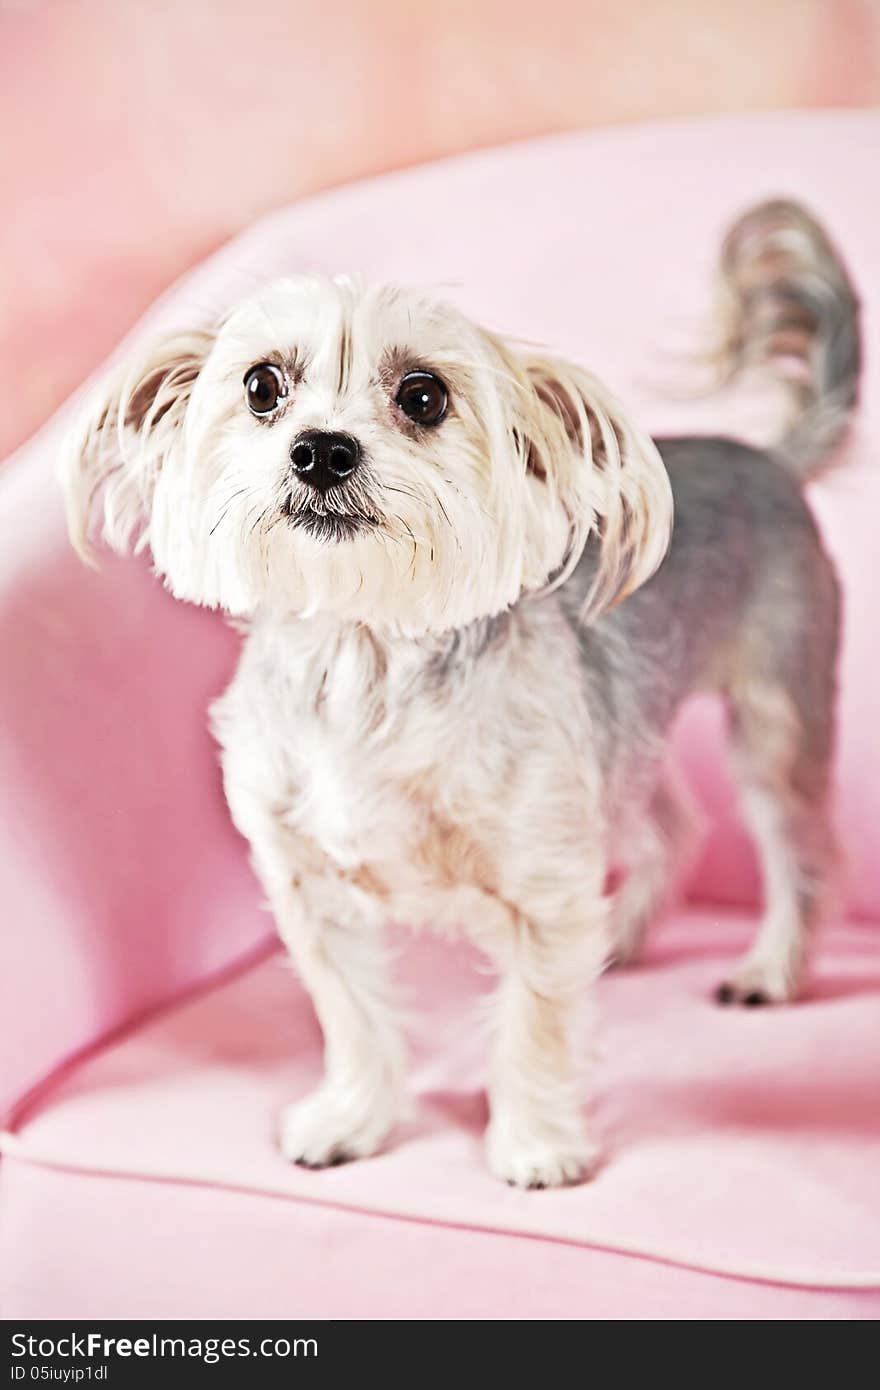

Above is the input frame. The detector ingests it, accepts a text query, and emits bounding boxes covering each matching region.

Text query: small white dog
[63,201,859,1187]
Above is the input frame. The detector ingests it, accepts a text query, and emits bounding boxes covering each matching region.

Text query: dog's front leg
[244,819,406,1168]
[484,898,607,1189]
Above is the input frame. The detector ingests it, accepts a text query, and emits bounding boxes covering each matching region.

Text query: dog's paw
[715,952,803,1007]
[279,1087,397,1169]
[485,1121,600,1190]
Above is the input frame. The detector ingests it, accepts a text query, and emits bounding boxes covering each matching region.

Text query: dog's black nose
[290,430,361,491]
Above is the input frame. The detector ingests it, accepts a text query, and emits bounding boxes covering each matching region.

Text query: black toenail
[715,983,735,1005]
[744,990,768,1006]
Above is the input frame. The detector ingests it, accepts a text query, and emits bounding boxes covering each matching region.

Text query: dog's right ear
[61,328,214,562]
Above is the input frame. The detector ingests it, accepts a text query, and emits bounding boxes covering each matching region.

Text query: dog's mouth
[282,492,382,545]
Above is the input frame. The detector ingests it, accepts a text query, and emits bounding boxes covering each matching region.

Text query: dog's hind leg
[718,594,839,1006]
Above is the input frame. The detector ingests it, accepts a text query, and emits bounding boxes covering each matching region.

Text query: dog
[62,200,861,1188]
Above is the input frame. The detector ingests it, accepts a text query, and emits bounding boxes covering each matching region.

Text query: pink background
[1,0,879,459]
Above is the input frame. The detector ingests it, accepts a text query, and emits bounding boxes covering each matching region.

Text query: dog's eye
[395,371,448,427]
[244,363,286,416]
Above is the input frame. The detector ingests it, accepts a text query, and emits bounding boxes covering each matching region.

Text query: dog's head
[64,275,672,633]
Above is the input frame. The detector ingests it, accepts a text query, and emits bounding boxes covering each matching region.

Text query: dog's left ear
[520,354,673,620]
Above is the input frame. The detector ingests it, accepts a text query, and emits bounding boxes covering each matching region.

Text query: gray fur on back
[558,435,839,820]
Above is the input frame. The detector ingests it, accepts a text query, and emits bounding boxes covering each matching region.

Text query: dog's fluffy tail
[716,199,861,480]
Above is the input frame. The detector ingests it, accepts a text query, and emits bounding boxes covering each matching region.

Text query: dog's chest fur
[215,604,600,924]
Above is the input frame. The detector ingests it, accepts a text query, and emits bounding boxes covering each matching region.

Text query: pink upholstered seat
[2,111,878,1317]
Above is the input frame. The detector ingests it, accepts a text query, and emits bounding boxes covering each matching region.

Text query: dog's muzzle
[283,430,379,543]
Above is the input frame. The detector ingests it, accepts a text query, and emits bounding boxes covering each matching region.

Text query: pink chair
[2,112,878,1318]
